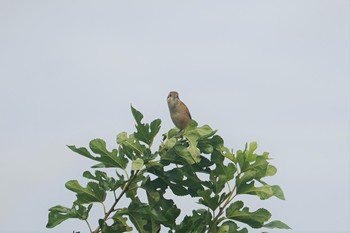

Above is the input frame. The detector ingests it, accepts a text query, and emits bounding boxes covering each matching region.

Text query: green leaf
[117,132,128,144]
[246,156,268,174]
[271,185,285,200]
[150,164,204,197]
[248,141,257,153]
[238,157,268,186]
[163,128,179,140]
[127,203,151,233]
[222,147,235,162]
[163,138,177,149]
[209,151,236,193]
[113,215,133,232]
[46,204,92,228]
[97,145,127,169]
[245,142,258,163]
[264,220,291,229]
[255,180,285,200]
[197,142,213,154]
[198,189,220,211]
[89,138,109,156]
[67,145,94,160]
[175,145,200,165]
[131,105,161,146]
[77,203,92,220]
[195,124,216,138]
[112,149,128,169]
[219,221,248,233]
[82,170,97,180]
[181,123,218,164]
[266,165,277,176]
[99,213,132,232]
[175,209,211,233]
[185,119,199,130]
[237,181,274,200]
[236,150,248,171]
[117,132,144,158]
[211,151,236,183]
[226,201,244,216]
[65,180,106,204]
[131,105,143,124]
[226,201,271,228]
[83,170,126,191]
[262,151,270,159]
[218,224,229,233]
[132,158,144,171]
[125,175,143,202]
[99,215,133,233]
[237,170,256,186]
[46,205,72,228]
[156,198,181,227]
[210,135,225,150]
[149,119,162,141]
[68,139,128,168]
[183,133,201,164]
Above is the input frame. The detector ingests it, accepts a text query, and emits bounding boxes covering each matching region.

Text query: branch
[92,170,140,233]
[207,173,241,233]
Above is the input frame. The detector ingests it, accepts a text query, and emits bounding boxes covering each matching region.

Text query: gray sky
[0,1,349,233]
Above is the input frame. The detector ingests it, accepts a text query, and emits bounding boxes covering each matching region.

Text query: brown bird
[167,91,192,130]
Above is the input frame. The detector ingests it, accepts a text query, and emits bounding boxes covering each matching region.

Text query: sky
[0,1,349,233]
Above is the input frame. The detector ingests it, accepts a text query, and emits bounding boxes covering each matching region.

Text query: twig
[92,170,140,233]
[206,172,241,233]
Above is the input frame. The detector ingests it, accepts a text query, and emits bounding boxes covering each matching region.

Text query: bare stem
[85,220,93,233]
[113,190,117,201]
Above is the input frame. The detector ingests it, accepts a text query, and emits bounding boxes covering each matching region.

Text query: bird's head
[167,91,180,108]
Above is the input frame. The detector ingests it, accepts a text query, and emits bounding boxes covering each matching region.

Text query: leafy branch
[92,170,140,233]
[46,106,291,233]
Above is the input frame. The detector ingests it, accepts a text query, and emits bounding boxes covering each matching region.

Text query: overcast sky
[0,1,349,233]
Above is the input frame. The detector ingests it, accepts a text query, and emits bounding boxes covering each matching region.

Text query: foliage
[47,106,290,233]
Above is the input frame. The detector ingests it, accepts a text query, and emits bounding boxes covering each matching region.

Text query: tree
[46,106,290,233]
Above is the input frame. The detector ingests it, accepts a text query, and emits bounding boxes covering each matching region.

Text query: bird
[167,91,192,130]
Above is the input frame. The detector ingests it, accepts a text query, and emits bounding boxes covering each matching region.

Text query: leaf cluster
[47,106,290,233]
